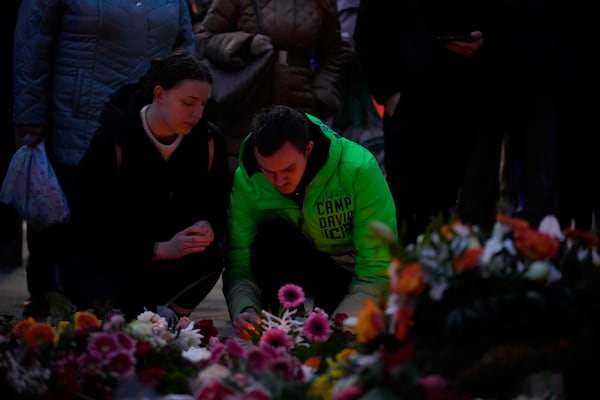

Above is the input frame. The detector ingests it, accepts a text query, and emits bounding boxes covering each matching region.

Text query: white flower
[174,324,204,350]
[127,320,154,339]
[182,346,211,363]
[524,261,551,282]
[136,311,168,335]
[538,215,564,241]
[196,363,231,384]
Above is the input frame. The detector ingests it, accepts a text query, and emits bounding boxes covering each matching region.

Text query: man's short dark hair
[250,105,310,157]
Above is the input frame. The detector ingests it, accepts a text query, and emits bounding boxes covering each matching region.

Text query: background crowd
[1,0,599,327]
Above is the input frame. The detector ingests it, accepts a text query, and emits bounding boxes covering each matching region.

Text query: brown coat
[196,0,345,120]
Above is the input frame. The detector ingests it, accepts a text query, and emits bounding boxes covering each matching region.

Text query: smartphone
[436,34,473,43]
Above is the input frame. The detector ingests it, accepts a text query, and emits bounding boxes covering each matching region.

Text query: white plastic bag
[0,141,70,230]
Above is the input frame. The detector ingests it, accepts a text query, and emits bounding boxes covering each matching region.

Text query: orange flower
[13,317,37,340]
[564,228,600,249]
[496,214,530,230]
[514,228,560,260]
[57,321,71,334]
[304,356,322,369]
[394,304,414,341]
[356,299,385,344]
[24,323,56,349]
[440,223,454,240]
[74,311,101,331]
[454,247,483,272]
[336,348,358,362]
[392,262,425,297]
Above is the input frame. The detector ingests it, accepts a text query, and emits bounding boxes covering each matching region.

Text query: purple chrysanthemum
[208,342,228,364]
[303,312,333,343]
[88,332,121,360]
[277,284,305,309]
[225,338,247,359]
[259,328,293,351]
[77,352,103,377]
[107,352,136,377]
[270,355,305,381]
[115,332,136,354]
[246,347,271,371]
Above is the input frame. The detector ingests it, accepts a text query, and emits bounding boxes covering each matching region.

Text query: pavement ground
[0,223,235,337]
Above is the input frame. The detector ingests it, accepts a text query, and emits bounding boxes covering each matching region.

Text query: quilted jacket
[13,0,195,167]
[197,0,345,120]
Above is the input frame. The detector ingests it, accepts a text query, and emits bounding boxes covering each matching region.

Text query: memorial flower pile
[0,310,216,399]
[2,213,600,399]
[362,213,600,398]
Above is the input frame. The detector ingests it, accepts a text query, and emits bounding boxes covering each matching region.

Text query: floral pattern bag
[0,141,70,231]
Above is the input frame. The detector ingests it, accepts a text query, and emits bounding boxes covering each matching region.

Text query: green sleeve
[223,168,262,319]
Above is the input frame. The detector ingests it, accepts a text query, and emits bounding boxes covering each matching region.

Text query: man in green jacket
[224,105,397,337]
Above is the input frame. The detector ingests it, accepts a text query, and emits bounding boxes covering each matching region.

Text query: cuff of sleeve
[238,304,259,314]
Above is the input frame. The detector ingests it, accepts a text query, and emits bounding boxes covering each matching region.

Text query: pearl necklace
[140,104,183,160]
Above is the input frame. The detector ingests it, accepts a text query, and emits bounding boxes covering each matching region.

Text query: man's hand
[444,31,483,57]
[233,308,261,341]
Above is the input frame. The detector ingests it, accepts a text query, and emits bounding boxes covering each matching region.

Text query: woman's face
[156,79,211,135]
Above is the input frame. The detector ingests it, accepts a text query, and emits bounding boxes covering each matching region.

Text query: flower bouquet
[3,213,600,399]
[0,310,219,399]
[366,213,600,398]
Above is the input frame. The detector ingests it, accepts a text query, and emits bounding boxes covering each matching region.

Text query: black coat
[68,82,230,314]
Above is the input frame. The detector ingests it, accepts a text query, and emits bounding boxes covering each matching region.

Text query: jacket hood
[98,80,150,144]
[238,113,342,185]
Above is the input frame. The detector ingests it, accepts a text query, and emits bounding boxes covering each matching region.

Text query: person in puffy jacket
[12,0,195,317]
[195,0,347,176]
[224,105,396,338]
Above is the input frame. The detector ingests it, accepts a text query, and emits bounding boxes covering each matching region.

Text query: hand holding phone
[436,33,474,43]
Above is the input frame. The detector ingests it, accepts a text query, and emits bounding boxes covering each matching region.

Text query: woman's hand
[153,220,214,260]
[15,124,44,146]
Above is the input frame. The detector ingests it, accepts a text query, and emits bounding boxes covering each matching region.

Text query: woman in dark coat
[68,50,230,320]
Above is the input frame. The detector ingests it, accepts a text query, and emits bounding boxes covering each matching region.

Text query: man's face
[254,141,313,195]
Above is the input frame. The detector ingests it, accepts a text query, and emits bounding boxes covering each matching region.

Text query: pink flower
[270,355,305,381]
[245,387,272,400]
[225,338,248,359]
[106,352,136,377]
[303,311,332,343]
[103,313,126,331]
[197,380,236,400]
[77,352,103,377]
[115,331,136,355]
[88,332,121,360]
[277,284,305,309]
[417,375,469,400]
[333,312,349,327]
[334,384,362,400]
[259,328,293,351]
[246,347,271,371]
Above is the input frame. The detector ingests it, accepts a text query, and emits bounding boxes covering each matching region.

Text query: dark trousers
[250,219,352,315]
[71,244,223,320]
[384,88,475,244]
[26,162,76,297]
[458,89,558,230]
